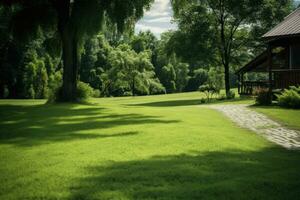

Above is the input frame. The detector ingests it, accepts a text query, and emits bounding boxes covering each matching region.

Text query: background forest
[0,0,299,99]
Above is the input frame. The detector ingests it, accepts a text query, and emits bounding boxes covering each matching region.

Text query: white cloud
[135,0,177,38]
[135,24,167,34]
[146,16,172,23]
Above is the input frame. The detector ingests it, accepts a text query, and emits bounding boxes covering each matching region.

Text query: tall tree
[106,44,158,96]
[1,0,153,101]
[171,0,293,97]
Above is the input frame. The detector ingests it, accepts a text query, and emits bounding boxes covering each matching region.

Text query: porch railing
[238,81,269,95]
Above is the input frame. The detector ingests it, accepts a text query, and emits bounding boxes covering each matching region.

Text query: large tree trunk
[60,27,78,102]
[220,14,231,97]
[224,62,230,96]
[0,82,4,99]
[54,0,79,102]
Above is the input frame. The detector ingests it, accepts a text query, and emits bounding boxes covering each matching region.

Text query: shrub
[217,93,227,101]
[123,91,133,96]
[76,81,93,101]
[226,90,235,99]
[200,98,206,104]
[93,89,101,98]
[48,81,93,103]
[27,84,35,99]
[199,84,219,102]
[277,86,300,109]
[149,80,166,95]
[255,88,272,105]
[47,85,61,103]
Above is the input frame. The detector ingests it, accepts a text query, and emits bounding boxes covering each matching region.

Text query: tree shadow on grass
[70,147,300,200]
[0,104,179,147]
[128,97,253,107]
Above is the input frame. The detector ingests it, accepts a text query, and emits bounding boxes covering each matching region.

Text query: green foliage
[160,64,177,93]
[22,51,48,99]
[277,86,300,109]
[199,84,219,102]
[227,90,236,100]
[188,69,209,91]
[207,68,224,91]
[48,81,93,103]
[93,89,101,98]
[171,0,293,95]
[174,62,190,92]
[76,81,93,102]
[255,88,272,106]
[1,0,155,101]
[105,44,162,96]
[149,79,166,95]
[217,93,227,101]
[27,84,35,99]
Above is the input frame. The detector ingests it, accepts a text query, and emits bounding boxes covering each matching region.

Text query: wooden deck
[238,70,300,95]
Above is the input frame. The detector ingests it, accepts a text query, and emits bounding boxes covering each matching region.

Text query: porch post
[267,44,273,93]
[238,73,241,94]
[241,73,244,94]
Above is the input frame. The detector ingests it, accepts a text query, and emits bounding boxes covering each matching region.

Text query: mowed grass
[253,106,300,130]
[0,92,299,200]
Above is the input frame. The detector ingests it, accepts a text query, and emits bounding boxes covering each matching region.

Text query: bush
[199,84,219,102]
[277,86,300,109]
[200,98,206,104]
[255,88,272,105]
[76,81,93,101]
[217,93,227,101]
[47,85,61,103]
[123,91,133,96]
[226,90,235,99]
[92,89,101,98]
[48,81,93,103]
[149,80,166,95]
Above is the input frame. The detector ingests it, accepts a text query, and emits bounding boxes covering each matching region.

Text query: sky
[135,0,177,38]
[135,0,299,39]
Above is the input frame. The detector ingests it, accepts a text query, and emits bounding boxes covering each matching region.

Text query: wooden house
[237,8,300,95]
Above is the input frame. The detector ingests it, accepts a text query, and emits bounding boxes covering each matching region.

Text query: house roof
[236,51,268,74]
[263,8,300,39]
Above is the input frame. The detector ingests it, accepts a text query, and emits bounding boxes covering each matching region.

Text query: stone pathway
[208,104,300,150]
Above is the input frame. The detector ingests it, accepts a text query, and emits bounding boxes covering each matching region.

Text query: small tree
[199,84,220,102]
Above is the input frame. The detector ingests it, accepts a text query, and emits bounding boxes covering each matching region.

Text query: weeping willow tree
[1,0,153,101]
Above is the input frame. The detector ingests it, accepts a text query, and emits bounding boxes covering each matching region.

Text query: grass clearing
[0,92,299,200]
[253,106,300,130]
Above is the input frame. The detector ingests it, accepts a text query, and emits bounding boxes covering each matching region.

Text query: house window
[272,46,287,69]
[291,45,300,69]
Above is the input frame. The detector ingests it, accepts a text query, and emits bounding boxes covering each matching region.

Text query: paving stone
[208,104,300,150]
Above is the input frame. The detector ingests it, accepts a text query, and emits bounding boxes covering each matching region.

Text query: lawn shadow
[70,147,300,200]
[128,97,253,107]
[0,104,179,147]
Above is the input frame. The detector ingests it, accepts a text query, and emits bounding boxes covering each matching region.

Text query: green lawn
[0,92,299,200]
[253,106,300,130]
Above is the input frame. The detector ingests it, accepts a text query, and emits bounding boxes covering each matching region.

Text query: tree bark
[224,62,230,96]
[0,82,4,99]
[60,27,78,102]
[55,0,79,102]
[219,10,231,97]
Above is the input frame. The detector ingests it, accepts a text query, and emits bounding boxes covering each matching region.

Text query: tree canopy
[0,0,297,100]
[171,0,293,96]
[1,0,154,101]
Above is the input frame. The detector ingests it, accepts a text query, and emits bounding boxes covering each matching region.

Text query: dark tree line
[0,0,296,100]
[0,0,154,101]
